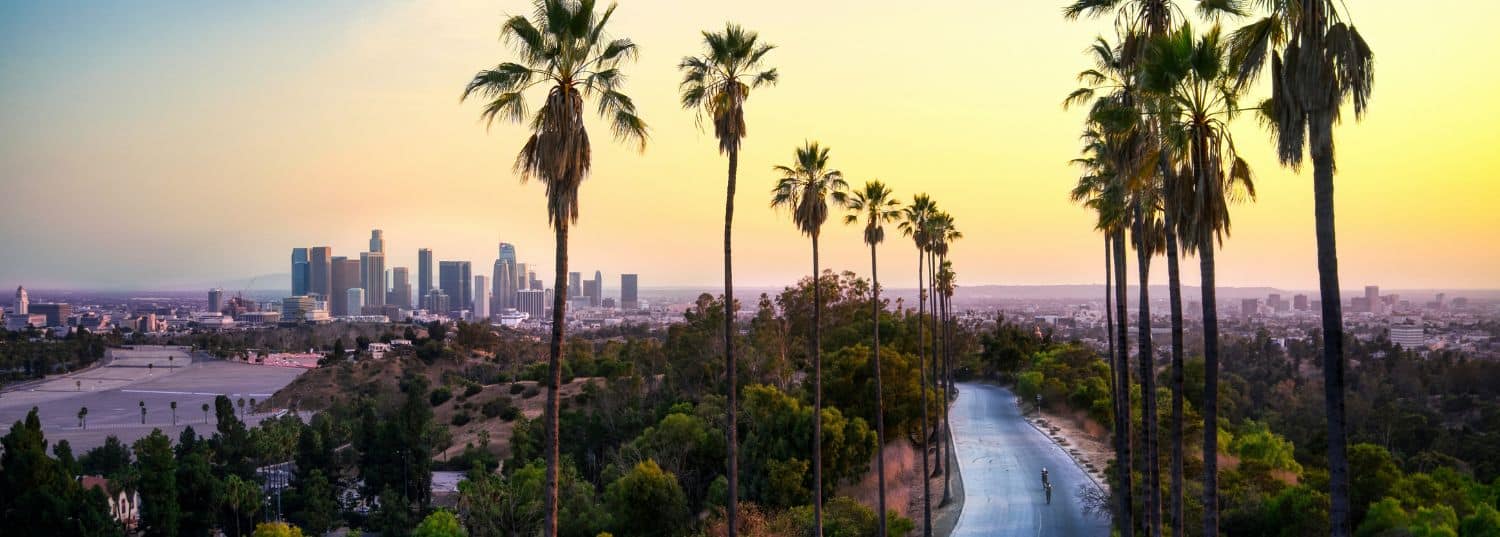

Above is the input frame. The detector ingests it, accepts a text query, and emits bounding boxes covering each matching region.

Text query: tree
[288,470,336,536]
[176,444,223,537]
[1140,23,1257,536]
[252,522,305,537]
[838,179,901,537]
[140,400,147,424]
[134,429,181,537]
[898,194,937,537]
[77,406,87,429]
[171,401,178,425]
[223,475,262,537]
[0,409,122,537]
[413,510,468,537]
[678,25,778,536]
[928,212,961,507]
[1230,4,1375,534]
[770,141,848,537]
[203,402,210,424]
[606,460,690,537]
[462,2,648,534]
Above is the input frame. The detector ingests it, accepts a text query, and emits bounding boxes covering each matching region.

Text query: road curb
[1021,408,1106,494]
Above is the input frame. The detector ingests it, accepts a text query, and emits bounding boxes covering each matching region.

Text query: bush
[509,383,526,395]
[481,398,514,419]
[522,385,540,399]
[463,383,483,398]
[605,460,689,537]
[450,413,471,426]
[429,387,453,407]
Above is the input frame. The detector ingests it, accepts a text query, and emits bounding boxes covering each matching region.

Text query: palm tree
[840,180,901,537]
[140,400,147,424]
[1140,23,1256,536]
[679,25,777,533]
[463,2,648,534]
[78,406,87,429]
[770,141,847,537]
[171,401,178,426]
[1066,37,1140,536]
[1229,4,1373,534]
[934,255,959,506]
[202,402,210,424]
[898,194,937,537]
[927,211,961,505]
[1127,155,1166,537]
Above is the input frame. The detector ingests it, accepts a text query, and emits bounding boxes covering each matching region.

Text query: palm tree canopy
[936,260,957,297]
[899,194,938,252]
[679,23,778,155]
[928,212,962,258]
[841,180,902,247]
[770,142,848,238]
[462,0,649,228]
[1228,0,1374,167]
[1063,0,1243,61]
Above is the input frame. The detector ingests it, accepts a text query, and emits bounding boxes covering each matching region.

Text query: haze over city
[2,1,1496,291]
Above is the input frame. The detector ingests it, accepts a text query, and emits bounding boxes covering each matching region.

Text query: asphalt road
[0,347,306,452]
[949,382,1111,536]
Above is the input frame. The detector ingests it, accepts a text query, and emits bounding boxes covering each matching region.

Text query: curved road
[950,382,1110,536]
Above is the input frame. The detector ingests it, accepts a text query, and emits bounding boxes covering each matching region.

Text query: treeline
[0,327,111,381]
[970,319,1500,536]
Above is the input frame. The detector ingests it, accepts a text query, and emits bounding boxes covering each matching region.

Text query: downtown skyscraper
[330,256,360,316]
[361,251,386,306]
[439,260,472,313]
[493,242,518,310]
[620,274,638,310]
[390,267,412,308]
[291,248,309,296]
[418,248,433,308]
[309,246,332,300]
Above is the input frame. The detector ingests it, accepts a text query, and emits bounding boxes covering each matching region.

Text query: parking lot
[0,346,307,452]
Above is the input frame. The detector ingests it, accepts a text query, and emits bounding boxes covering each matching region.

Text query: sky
[1,1,1496,293]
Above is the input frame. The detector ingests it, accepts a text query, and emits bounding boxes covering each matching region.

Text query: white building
[13,286,28,315]
[474,275,490,320]
[1390,325,1425,350]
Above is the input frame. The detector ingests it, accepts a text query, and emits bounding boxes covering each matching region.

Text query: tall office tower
[492,259,513,310]
[208,288,224,313]
[569,272,582,297]
[530,272,542,291]
[369,229,385,253]
[1242,298,1260,318]
[1294,294,1309,311]
[330,257,361,316]
[620,274,638,310]
[13,286,27,315]
[361,252,387,306]
[518,289,546,320]
[346,288,366,317]
[439,261,473,313]
[31,303,72,327]
[1267,294,1281,310]
[291,248,310,296]
[390,267,412,308]
[586,270,602,307]
[281,296,317,323]
[516,263,529,290]
[474,275,490,320]
[1365,285,1382,314]
[418,248,434,306]
[309,246,332,299]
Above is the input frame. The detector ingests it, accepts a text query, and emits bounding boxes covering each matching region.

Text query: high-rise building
[291,248,310,296]
[585,270,602,307]
[369,229,385,253]
[621,274,638,310]
[418,248,434,306]
[281,296,317,323]
[569,272,582,297]
[1293,294,1309,311]
[208,288,224,313]
[516,263,529,291]
[309,246,332,299]
[361,252,387,306]
[424,289,450,315]
[1241,298,1260,318]
[390,267,412,308]
[13,286,27,315]
[346,288,366,317]
[518,289,546,320]
[474,275,490,320]
[1363,285,1382,314]
[330,257,361,316]
[31,303,70,327]
[439,261,473,313]
[493,259,514,311]
[1389,324,1424,349]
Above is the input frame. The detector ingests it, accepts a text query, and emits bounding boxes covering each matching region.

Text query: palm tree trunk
[811,233,824,537]
[724,145,740,537]
[1111,226,1133,536]
[1105,235,1115,415]
[928,249,943,478]
[1132,206,1160,537]
[870,243,888,537]
[544,218,569,537]
[1199,226,1221,537]
[940,272,954,505]
[1312,110,1351,537]
[917,248,931,537]
[1163,209,1185,537]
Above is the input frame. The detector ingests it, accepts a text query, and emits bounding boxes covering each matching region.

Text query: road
[949,382,1110,536]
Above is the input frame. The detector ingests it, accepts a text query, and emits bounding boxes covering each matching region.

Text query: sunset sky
[1,1,1496,292]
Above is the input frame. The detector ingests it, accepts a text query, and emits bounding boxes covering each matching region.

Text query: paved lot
[0,346,306,452]
[949,383,1111,536]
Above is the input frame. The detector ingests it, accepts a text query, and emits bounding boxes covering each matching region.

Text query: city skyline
[2,2,1497,292]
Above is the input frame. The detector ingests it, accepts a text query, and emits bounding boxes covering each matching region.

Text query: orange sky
[0,1,1495,291]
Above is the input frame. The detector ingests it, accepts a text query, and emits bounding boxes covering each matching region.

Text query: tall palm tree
[1066,37,1139,536]
[840,180,901,537]
[1229,4,1373,534]
[1140,23,1256,537]
[929,211,961,505]
[934,255,959,506]
[679,24,778,534]
[899,194,937,537]
[463,2,648,534]
[923,213,944,481]
[770,141,847,537]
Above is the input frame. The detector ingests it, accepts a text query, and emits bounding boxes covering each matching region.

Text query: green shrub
[429,387,453,407]
[450,413,471,426]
